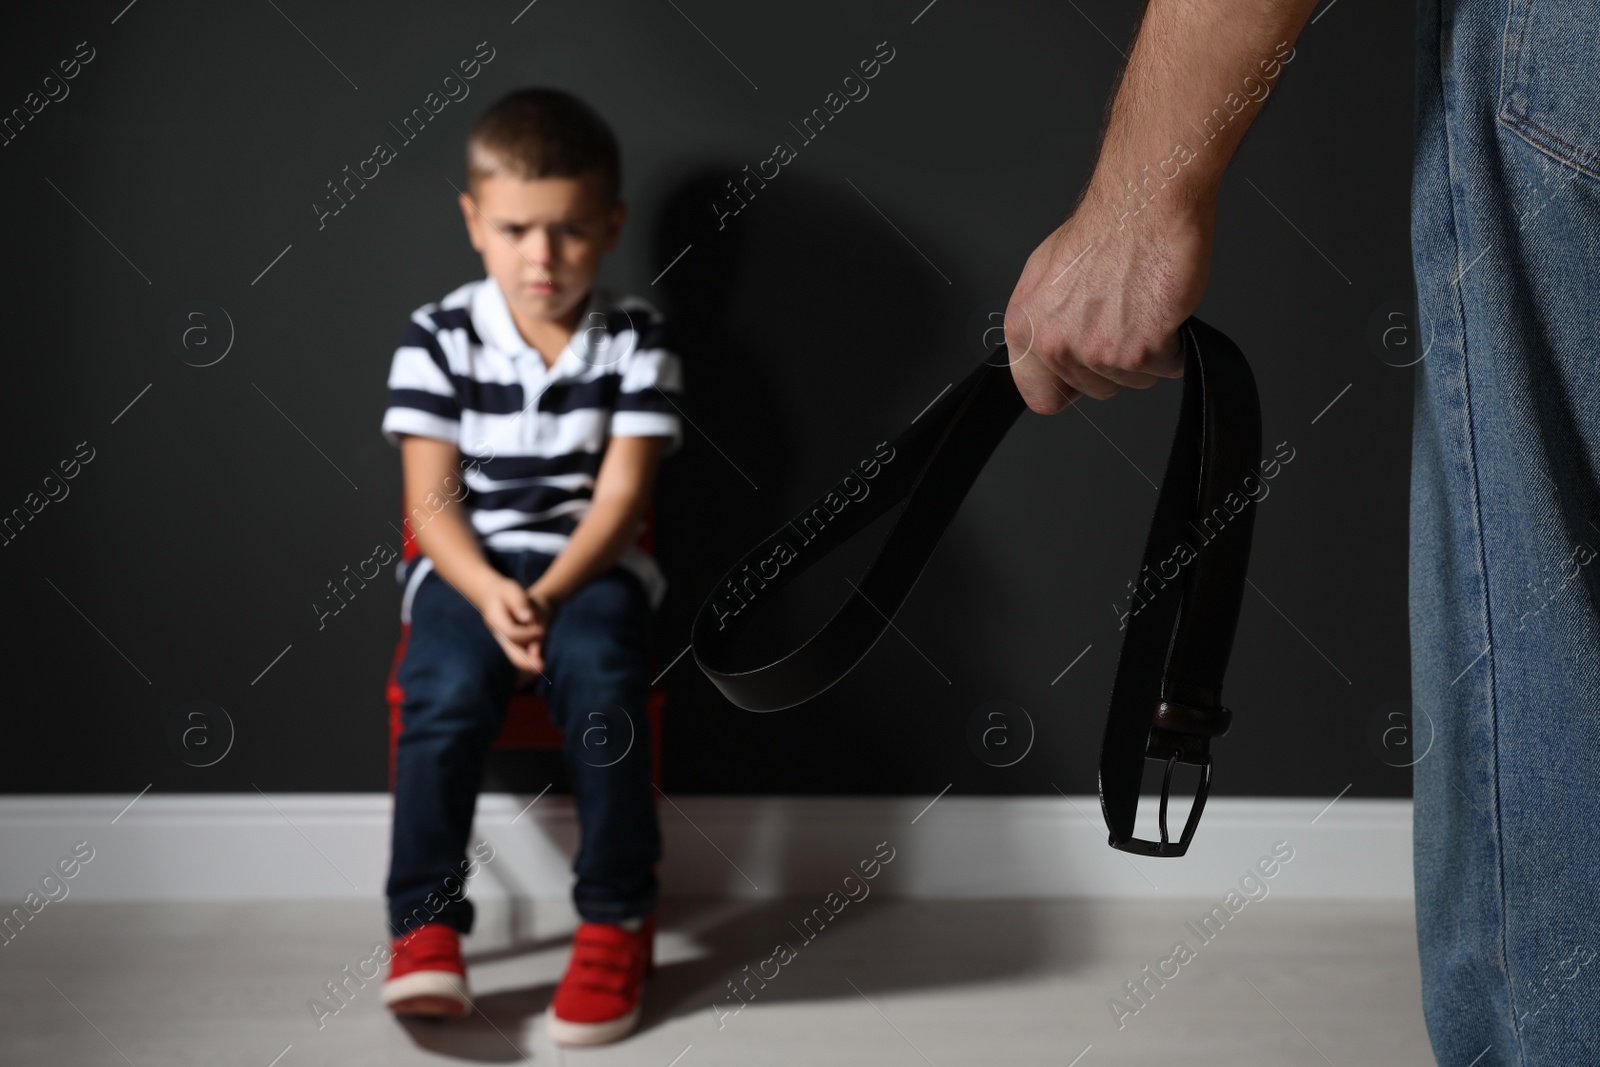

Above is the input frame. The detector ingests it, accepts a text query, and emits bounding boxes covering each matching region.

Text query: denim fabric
[386,548,661,936]
[1411,0,1600,1062]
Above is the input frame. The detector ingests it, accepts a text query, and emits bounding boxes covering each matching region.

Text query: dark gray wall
[1,0,1418,799]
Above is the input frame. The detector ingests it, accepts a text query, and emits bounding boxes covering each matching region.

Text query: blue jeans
[1411,0,1600,1062]
[385,548,661,936]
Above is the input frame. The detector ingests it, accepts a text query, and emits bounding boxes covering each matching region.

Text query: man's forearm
[1082,0,1320,220]
[1002,0,1321,412]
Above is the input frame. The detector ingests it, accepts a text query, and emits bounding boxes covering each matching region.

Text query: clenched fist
[1004,183,1216,413]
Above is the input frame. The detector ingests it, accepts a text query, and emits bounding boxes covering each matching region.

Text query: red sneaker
[546,913,656,1045]
[381,922,473,1019]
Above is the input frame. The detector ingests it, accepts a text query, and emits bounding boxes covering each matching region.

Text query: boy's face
[458,171,625,330]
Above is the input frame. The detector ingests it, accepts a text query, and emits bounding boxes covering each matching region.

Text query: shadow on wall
[643,164,967,795]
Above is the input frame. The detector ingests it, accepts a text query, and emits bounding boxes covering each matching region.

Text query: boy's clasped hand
[472,573,558,679]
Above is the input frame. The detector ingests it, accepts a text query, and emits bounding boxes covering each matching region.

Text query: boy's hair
[466,88,621,206]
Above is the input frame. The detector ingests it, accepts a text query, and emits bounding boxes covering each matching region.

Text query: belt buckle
[1106,701,1231,858]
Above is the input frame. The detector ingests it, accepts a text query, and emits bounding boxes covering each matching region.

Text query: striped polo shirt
[381,277,683,621]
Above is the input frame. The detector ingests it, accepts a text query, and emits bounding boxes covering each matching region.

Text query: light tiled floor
[0,896,1434,1066]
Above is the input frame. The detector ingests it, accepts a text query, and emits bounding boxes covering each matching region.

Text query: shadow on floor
[404,895,1084,1060]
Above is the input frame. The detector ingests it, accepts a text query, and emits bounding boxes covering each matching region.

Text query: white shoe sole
[382,970,473,1018]
[545,1003,642,1045]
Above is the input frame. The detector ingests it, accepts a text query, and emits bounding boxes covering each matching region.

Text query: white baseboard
[0,794,1412,903]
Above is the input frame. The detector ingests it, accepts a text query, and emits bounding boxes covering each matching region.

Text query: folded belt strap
[690,316,1261,857]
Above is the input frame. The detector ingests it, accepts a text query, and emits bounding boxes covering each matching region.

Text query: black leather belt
[690,317,1261,857]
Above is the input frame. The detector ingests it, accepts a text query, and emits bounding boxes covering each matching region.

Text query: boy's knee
[548,641,642,694]
[556,576,649,647]
[547,648,642,693]
[544,633,649,734]
[565,572,648,628]
[398,658,508,734]
[432,670,503,714]
[398,613,512,719]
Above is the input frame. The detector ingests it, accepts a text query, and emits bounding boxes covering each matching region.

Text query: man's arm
[1005,0,1320,413]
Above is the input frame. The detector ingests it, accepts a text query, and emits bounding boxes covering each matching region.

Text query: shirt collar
[469,278,607,374]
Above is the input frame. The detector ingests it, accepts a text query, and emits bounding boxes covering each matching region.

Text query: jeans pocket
[1498,0,1600,178]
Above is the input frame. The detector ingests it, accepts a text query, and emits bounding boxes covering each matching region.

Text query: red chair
[386,498,665,792]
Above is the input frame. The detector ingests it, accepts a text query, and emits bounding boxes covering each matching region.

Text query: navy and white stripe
[382,278,683,620]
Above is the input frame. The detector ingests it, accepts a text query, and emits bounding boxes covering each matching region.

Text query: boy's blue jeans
[386,548,661,937]
[1412,0,1600,1062]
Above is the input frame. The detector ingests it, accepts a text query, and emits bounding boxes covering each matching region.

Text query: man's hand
[1004,0,1319,414]
[1005,185,1212,413]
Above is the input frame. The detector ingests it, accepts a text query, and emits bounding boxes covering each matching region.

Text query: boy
[377,88,681,1046]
